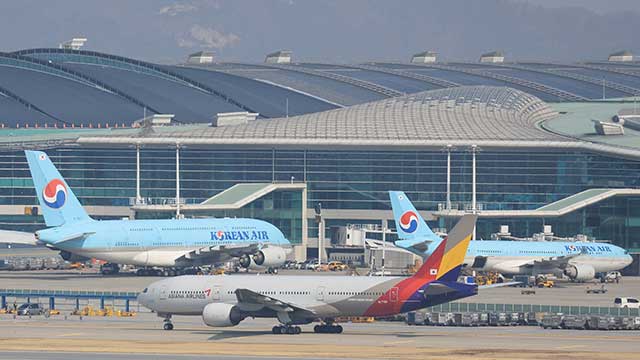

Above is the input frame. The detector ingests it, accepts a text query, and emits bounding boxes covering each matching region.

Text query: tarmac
[1,314,639,359]
[1,247,640,359]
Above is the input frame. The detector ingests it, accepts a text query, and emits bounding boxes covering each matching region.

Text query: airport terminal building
[0,48,639,260]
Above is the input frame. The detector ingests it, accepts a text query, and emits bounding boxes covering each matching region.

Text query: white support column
[381,226,387,276]
[135,144,141,204]
[471,145,477,213]
[303,150,307,182]
[446,144,452,210]
[318,219,325,263]
[176,144,181,218]
[471,144,478,240]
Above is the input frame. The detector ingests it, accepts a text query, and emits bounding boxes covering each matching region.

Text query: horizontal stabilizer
[0,230,38,246]
[395,239,432,253]
[479,281,520,290]
[55,232,95,244]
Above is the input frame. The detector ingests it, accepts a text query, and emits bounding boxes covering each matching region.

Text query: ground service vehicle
[17,303,44,316]
[614,297,640,309]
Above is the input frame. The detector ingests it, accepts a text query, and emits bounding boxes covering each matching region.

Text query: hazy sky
[1,0,638,63]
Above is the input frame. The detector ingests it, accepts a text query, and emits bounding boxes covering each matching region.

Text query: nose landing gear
[162,315,174,330]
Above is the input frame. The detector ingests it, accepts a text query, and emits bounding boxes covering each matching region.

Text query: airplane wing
[235,288,316,316]
[0,230,39,246]
[524,252,583,270]
[178,243,260,264]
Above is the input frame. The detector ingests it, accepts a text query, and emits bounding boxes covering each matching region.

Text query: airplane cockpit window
[143,288,148,293]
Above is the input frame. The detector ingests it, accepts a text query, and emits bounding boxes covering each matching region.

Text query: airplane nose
[137,288,150,307]
[625,255,633,266]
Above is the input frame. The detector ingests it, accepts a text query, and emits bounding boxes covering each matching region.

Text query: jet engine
[202,303,245,327]
[239,247,287,269]
[252,247,287,267]
[238,253,254,269]
[563,264,595,281]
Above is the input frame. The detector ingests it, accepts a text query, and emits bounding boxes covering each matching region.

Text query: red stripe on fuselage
[363,239,446,316]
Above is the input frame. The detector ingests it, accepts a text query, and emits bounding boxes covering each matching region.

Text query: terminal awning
[132,183,306,212]
[435,188,640,218]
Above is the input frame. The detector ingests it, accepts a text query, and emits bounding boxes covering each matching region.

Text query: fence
[0,288,139,313]
[428,302,640,317]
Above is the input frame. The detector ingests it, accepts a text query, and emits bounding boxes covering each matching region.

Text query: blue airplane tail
[389,191,442,254]
[25,151,92,227]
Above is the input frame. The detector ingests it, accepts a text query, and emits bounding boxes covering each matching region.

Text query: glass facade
[0,146,638,247]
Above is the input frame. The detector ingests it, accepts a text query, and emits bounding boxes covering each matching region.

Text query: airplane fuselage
[138,274,477,319]
[36,218,290,267]
[463,240,632,274]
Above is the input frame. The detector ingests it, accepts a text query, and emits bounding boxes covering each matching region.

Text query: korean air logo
[42,179,67,209]
[399,211,419,233]
[213,230,224,240]
[567,245,577,252]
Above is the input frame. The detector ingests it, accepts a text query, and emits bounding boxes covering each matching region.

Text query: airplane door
[159,285,168,301]
[316,286,326,301]
[389,287,399,303]
[211,286,222,301]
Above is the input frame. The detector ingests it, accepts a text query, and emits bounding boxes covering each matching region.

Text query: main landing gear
[313,324,343,333]
[272,325,301,334]
[313,319,343,333]
[163,315,174,331]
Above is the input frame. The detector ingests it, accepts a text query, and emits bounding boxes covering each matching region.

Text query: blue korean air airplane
[389,191,632,281]
[20,150,292,275]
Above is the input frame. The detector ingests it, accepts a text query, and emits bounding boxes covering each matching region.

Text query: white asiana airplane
[138,210,516,334]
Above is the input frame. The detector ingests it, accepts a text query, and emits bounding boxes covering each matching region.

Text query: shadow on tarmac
[196,328,446,341]
[203,330,271,340]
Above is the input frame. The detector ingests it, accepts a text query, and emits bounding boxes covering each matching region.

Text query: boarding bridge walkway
[131,182,306,212]
[435,188,640,218]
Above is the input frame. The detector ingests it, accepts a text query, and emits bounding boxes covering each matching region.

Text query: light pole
[176,143,181,219]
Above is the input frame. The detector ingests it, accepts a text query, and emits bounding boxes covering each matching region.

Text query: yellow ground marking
[0,338,636,360]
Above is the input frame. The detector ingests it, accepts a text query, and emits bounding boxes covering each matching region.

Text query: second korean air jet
[390,191,632,281]
[22,150,292,275]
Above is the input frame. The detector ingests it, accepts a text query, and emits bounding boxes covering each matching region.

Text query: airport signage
[211,230,270,241]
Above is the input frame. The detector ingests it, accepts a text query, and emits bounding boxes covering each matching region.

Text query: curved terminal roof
[79,86,563,146]
[2,47,640,128]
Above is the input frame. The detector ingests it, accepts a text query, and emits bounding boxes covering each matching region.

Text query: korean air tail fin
[412,214,477,282]
[25,151,92,227]
[389,191,442,252]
